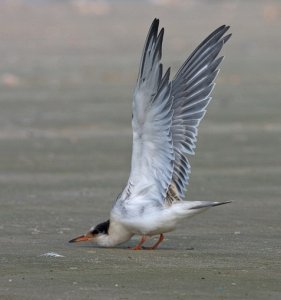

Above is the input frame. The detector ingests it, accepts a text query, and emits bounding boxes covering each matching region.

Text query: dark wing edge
[169,25,232,200]
[120,19,174,202]
[135,18,164,104]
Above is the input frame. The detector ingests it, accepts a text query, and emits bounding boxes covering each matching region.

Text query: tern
[69,19,231,250]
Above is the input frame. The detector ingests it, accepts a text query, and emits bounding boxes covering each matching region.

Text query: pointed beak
[69,234,92,243]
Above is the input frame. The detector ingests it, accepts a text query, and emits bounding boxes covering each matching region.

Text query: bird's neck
[96,219,133,247]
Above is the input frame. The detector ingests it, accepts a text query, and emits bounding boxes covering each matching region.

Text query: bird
[69,19,231,250]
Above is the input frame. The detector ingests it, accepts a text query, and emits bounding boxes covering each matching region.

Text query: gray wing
[118,19,174,205]
[170,25,231,199]
[117,20,231,208]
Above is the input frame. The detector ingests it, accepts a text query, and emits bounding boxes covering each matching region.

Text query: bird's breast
[111,205,178,236]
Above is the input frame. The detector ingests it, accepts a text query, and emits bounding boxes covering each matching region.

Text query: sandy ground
[0,1,281,299]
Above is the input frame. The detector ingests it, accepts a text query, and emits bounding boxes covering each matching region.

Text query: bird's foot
[128,245,144,250]
[144,233,164,250]
[128,235,148,250]
[128,234,164,250]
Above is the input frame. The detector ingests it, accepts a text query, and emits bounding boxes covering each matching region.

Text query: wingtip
[221,25,232,43]
[221,25,231,30]
[148,18,159,36]
[152,19,165,38]
[213,24,232,41]
[223,33,232,44]
[214,24,229,34]
[152,18,160,28]
[159,27,165,37]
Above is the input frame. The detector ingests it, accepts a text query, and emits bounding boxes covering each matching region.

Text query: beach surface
[0,1,280,299]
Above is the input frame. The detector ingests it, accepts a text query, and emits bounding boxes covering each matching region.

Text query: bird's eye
[91,229,99,235]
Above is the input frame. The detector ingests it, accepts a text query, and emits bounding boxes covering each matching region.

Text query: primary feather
[114,19,231,214]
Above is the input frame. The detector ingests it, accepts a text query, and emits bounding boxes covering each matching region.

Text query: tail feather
[190,201,231,210]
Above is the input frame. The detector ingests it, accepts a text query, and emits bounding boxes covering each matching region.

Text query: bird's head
[69,220,110,244]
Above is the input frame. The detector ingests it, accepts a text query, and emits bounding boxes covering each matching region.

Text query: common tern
[69,19,231,250]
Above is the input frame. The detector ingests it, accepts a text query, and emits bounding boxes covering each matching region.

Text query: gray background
[0,0,280,299]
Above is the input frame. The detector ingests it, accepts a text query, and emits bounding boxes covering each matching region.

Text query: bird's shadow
[67,241,194,251]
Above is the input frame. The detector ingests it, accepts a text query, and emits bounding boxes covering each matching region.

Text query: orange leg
[148,234,164,250]
[130,235,148,250]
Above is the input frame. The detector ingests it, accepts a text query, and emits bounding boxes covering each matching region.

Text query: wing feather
[115,20,231,210]
[170,26,231,198]
[121,19,174,204]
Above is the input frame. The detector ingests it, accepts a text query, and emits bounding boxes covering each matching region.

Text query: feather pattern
[170,25,231,198]
[114,19,231,214]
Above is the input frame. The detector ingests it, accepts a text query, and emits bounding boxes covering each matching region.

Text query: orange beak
[69,234,92,243]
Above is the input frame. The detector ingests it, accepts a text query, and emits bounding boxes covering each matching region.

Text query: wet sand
[0,1,281,299]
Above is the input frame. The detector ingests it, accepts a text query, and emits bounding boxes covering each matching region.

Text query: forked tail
[190,201,232,210]
[169,200,232,220]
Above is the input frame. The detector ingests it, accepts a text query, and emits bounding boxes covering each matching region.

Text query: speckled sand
[0,1,280,299]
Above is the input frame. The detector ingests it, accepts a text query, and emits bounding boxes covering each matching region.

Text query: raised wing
[170,25,231,199]
[117,20,231,207]
[118,19,174,205]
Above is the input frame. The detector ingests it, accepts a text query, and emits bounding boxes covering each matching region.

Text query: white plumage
[69,19,231,249]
